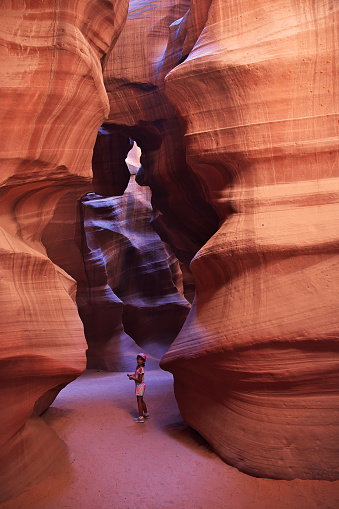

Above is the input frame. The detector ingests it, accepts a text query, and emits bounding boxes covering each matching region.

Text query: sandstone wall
[1,0,338,499]
[80,147,190,366]
[103,0,219,264]
[161,0,339,480]
[41,129,190,371]
[0,1,128,502]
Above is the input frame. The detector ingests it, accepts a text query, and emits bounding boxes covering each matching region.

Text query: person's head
[137,353,146,366]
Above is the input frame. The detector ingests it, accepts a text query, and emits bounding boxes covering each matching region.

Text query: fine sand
[3,369,339,509]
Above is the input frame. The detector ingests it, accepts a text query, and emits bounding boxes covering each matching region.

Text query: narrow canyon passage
[3,369,338,509]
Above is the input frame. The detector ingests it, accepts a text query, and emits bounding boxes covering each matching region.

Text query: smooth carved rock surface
[41,133,139,373]
[91,126,134,197]
[42,134,190,371]
[0,1,128,502]
[160,0,339,480]
[79,146,190,366]
[103,0,219,264]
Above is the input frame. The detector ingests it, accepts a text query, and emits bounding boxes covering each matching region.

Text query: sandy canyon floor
[2,369,339,509]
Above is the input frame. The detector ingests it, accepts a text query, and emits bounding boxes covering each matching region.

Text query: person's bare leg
[137,396,143,417]
[142,399,148,414]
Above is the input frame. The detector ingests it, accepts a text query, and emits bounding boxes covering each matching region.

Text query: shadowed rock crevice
[100,121,220,265]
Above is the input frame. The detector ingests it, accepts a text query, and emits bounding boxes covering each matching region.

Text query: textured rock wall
[0,1,128,502]
[1,1,338,502]
[42,131,190,371]
[103,0,219,264]
[160,0,339,479]
[79,144,190,366]
[40,130,140,373]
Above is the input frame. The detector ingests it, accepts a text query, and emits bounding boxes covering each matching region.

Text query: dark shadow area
[163,417,214,457]
[41,406,76,425]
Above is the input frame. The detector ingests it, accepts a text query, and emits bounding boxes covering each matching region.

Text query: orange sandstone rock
[103,0,219,264]
[0,0,128,502]
[79,153,190,365]
[161,0,339,480]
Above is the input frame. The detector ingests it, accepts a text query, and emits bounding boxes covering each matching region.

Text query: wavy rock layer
[40,134,141,373]
[41,136,190,370]
[0,1,128,502]
[103,0,219,264]
[161,0,339,480]
[79,147,190,366]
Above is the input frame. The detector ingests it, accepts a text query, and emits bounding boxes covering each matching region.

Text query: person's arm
[132,368,143,383]
[129,369,142,382]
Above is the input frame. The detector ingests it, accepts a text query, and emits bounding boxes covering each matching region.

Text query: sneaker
[143,413,150,419]
[134,416,144,423]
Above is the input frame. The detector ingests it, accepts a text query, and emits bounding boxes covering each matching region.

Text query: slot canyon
[0,0,338,507]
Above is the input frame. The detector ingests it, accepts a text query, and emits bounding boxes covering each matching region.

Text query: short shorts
[135,382,146,396]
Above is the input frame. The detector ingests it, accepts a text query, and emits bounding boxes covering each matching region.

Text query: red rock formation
[92,126,133,196]
[1,1,337,503]
[41,132,190,370]
[79,149,190,365]
[0,1,128,502]
[40,132,140,373]
[103,0,219,264]
[161,0,339,480]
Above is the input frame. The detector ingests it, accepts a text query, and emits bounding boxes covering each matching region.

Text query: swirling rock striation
[103,0,219,264]
[0,0,128,502]
[161,0,339,480]
[42,133,190,370]
[79,148,190,365]
[41,131,140,372]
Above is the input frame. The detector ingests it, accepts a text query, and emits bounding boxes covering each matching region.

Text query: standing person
[128,353,150,423]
